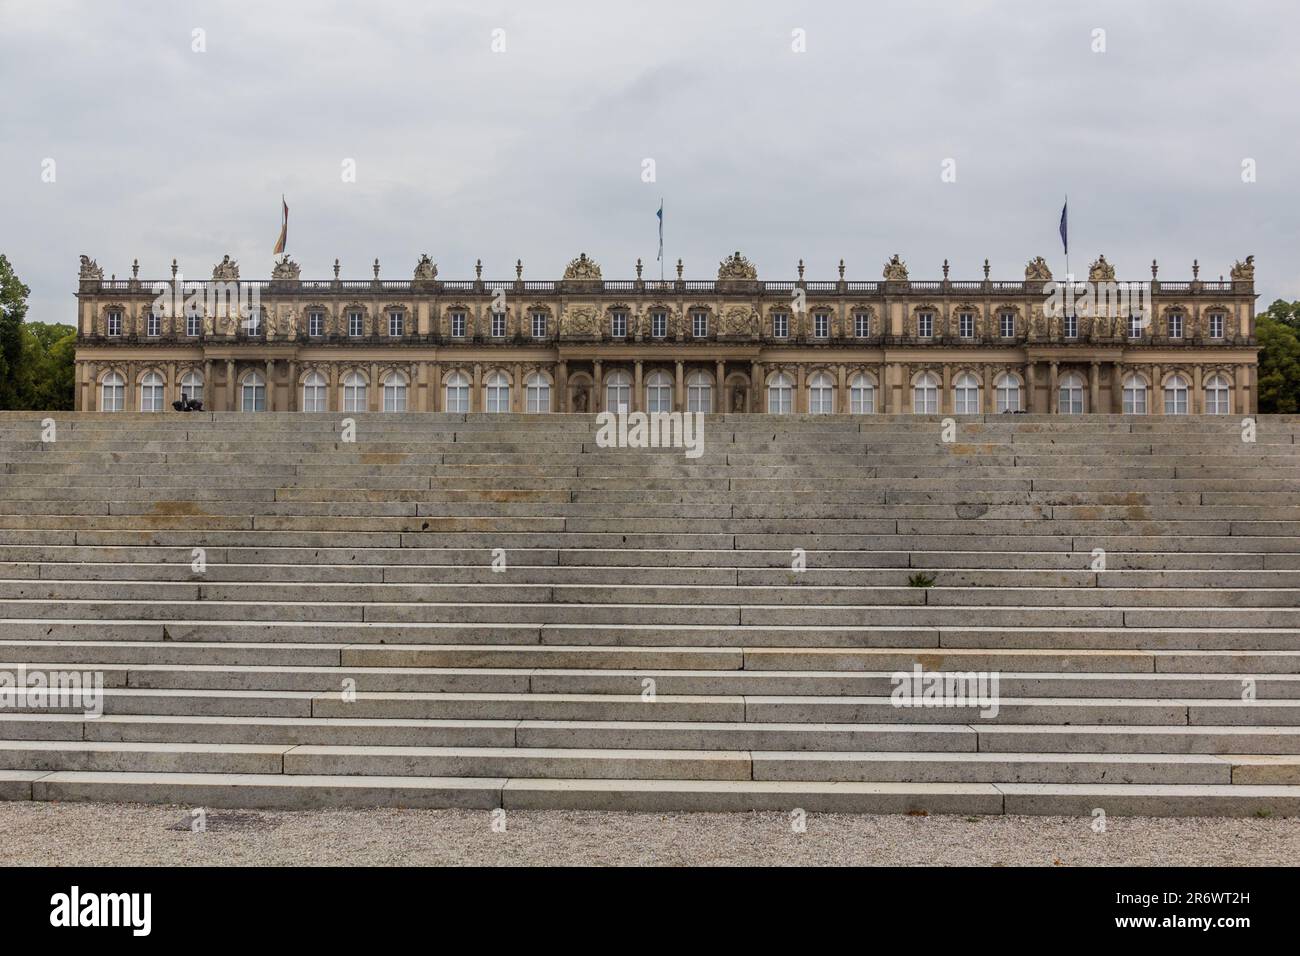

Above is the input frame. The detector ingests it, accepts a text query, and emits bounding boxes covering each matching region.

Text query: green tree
[0,254,30,408]
[19,322,77,410]
[1256,301,1300,413]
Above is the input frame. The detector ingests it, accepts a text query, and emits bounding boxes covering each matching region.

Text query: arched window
[1058,372,1085,414]
[342,371,367,413]
[849,373,875,414]
[766,372,793,414]
[605,369,632,413]
[912,372,939,414]
[180,370,203,404]
[101,371,124,412]
[808,371,835,414]
[139,371,165,412]
[525,371,551,413]
[445,370,470,413]
[645,369,673,413]
[302,371,327,412]
[1206,374,1231,415]
[241,371,266,412]
[484,369,510,413]
[994,372,1021,413]
[686,370,712,413]
[953,371,981,414]
[1122,374,1148,415]
[1164,374,1189,415]
[383,371,408,412]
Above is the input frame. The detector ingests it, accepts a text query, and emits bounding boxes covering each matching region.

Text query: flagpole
[659,198,664,283]
[1064,193,1069,284]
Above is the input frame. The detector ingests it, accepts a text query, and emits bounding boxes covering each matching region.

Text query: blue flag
[656,200,664,261]
[1059,200,1068,256]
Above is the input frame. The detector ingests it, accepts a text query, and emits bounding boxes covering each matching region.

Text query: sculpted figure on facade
[563,304,601,338]
[1024,256,1052,281]
[717,251,758,281]
[1089,255,1116,282]
[272,255,300,281]
[413,254,438,281]
[882,254,909,281]
[722,305,759,338]
[563,253,602,282]
[79,255,104,281]
[1231,256,1255,282]
[212,255,240,281]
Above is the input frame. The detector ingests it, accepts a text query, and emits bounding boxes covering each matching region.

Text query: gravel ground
[1,801,1295,865]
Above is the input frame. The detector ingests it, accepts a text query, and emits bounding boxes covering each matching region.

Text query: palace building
[72,250,1259,416]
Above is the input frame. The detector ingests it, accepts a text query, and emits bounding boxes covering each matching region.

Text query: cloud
[0,0,1295,319]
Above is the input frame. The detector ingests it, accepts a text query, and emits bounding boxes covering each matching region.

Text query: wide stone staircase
[1,410,1299,816]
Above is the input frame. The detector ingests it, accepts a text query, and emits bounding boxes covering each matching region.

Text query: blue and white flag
[656,200,664,261]
[1059,199,1068,256]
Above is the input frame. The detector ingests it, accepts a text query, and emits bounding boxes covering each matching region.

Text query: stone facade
[72,252,1260,415]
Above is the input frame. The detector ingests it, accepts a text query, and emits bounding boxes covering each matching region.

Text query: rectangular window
[813,313,829,338]
[187,312,202,337]
[958,312,973,338]
[348,311,363,337]
[1128,315,1143,339]
[917,313,933,338]
[308,311,324,337]
[146,311,161,337]
[491,312,506,338]
[245,310,262,336]
[692,312,708,338]
[1000,312,1015,338]
[388,311,404,337]
[1209,313,1224,338]
[651,311,667,338]
[451,312,466,338]
[1063,314,1078,339]
[1168,313,1183,339]
[773,313,789,338]
[107,311,122,336]
[610,312,627,338]
[532,312,547,338]
[854,313,870,338]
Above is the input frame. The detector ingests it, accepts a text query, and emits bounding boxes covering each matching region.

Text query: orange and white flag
[273,196,288,254]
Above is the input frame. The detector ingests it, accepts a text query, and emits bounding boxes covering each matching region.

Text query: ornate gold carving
[717,251,757,281]
[1024,257,1052,281]
[1088,254,1115,282]
[212,255,240,281]
[563,253,602,281]
[882,254,909,281]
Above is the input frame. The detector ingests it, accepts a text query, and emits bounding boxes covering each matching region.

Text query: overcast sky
[1,0,1296,323]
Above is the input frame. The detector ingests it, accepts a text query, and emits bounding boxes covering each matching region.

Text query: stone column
[472,363,482,413]
[634,360,644,413]
[1192,364,1203,415]
[674,359,685,412]
[716,360,726,414]
[330,363,341,413]
[1151,364,1162,415]
[288,361,299,412]
[513,362,523,413]
[1089,361,1100,414]
[1111,362,1123,414]
[837,364,847,413]
[983,364,994,414]
[1237,363,1251,415]
[265,359,276,412]
[226,359,236,411]
[1025,362,1037,413]
[941,363,952,414]
[431,363,442,412]
[592,360,603,413]
[751,361,763,412]
[1048,361,1059,414]
[556,361,568,413]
